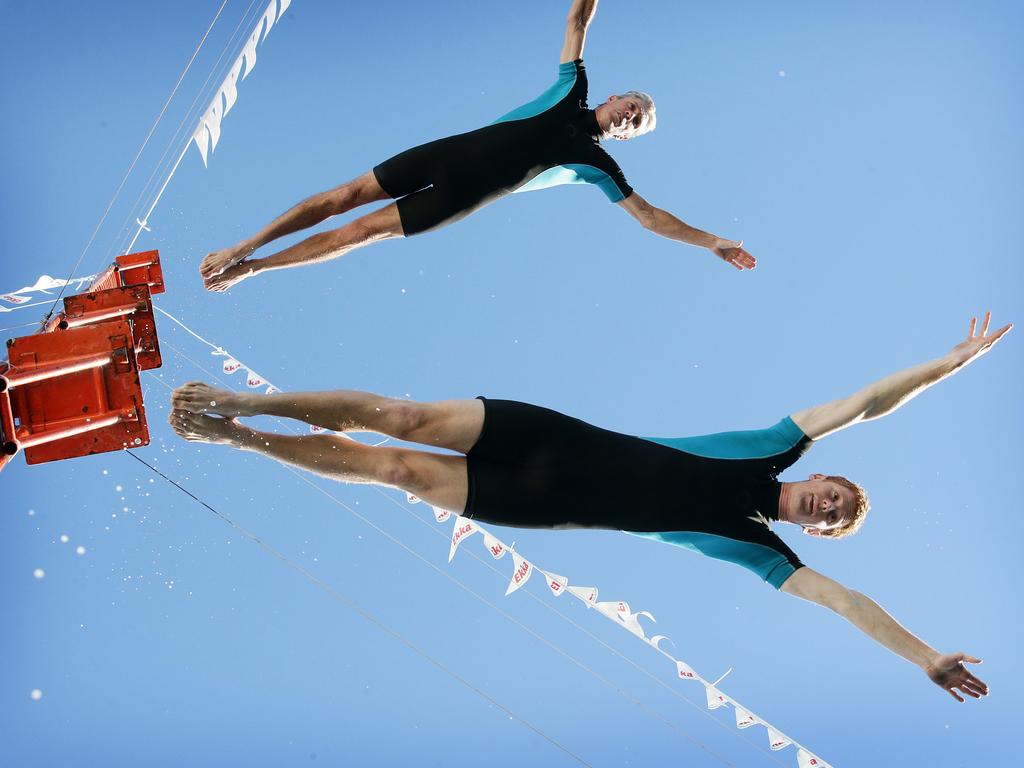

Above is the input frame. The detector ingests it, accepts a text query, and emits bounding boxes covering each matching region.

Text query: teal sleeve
[642,417,807,460]
[628,530,801,589]
[492,62,578,124]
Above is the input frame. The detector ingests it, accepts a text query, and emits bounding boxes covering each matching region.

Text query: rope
[124,449,593,767]
[150,332,752,766]
[103,0,265,268]
[44,1,230,325]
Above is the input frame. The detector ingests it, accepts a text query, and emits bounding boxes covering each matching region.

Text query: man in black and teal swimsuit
[201,0,755,292]
[170,312,1009,702]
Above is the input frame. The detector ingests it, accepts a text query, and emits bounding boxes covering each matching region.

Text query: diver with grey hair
[201,0,755,292]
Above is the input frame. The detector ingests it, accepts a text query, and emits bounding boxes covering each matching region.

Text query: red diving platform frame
[0,250,165,472]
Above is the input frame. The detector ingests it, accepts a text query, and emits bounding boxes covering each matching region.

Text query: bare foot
[204,260,258,292]
[200,244,252,279]
[168,409,244,446]
[171,381,256,417]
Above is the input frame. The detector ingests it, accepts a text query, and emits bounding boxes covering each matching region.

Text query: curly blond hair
[816,475,870,539]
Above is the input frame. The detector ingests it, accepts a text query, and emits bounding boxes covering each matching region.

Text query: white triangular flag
[675,660,698,681]
[705,685,727,710]
[448,516,477,563]
[203,98,224,153]
[648,635,672,652]
[246,371,265,388]
[734,707,756,729]
[220,61,242,116]
[309,424,327,433]
[70,275,94,290]
[264,385,278,395]
[621,609,654,638]
[259,0,278,42]
[595,600,627,622]
[504,552,532,595]
[767,727,791,752]
[20,275,65,294]
[541,571,568,597]
[222,358,242,374]
[240,29,260,79]
[432,507,451,523]
[567,585,598,605]
[483,532,506,559]
[797,748,828,768]
[405,492,421,504]
[193,124,210,166]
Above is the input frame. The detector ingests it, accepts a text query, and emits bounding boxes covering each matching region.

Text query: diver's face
[596,94,645,140]
[784,475,856,536]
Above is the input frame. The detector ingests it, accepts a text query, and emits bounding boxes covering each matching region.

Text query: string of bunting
[124,0,294,256]
[414,494,834,768]
[1,274,96,312]
[192,0,292,167]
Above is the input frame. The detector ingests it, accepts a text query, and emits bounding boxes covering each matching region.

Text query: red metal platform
[0,250,164,472]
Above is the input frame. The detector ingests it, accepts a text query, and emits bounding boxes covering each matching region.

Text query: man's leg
[171,381,485,454]
[200,171,391,281]
[169,410,468,511]
[204,201,404,292]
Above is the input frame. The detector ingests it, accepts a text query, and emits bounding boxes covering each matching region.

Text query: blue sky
[1,1,1021,766]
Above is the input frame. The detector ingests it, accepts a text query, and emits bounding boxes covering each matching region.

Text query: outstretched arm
[781,567,989,702]
[791,312,1012,440]
[617,192,756,270]
[561,0,599,63]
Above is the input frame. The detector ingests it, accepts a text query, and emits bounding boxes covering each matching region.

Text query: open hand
[925,652,989,702]
[711,240,756,271]
[950,311,1012,366]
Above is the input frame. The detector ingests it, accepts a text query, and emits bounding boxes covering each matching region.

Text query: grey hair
[623,90,657,137]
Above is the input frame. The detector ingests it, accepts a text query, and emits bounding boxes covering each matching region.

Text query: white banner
[735,706,756,729]
[620,609,655,639]
[648,634,672,653]
[448,516,478,563]
[504,552,533,596]
[797,747,831,768]
[433,507,451,524]
[675,660,698,681]
[213,349,279,400]
[0,274,95,307]
[483,532,506,559]
[193,0,292,166]
[595,600,630,623]
[768,726,792,752]
[567,585,598,605]
[431,510,833,768]
[541,571,568,597]
[705,685,728,711]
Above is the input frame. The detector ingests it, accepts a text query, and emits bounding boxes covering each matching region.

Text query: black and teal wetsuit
[464,399,812,589]
[373,59,632,235]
